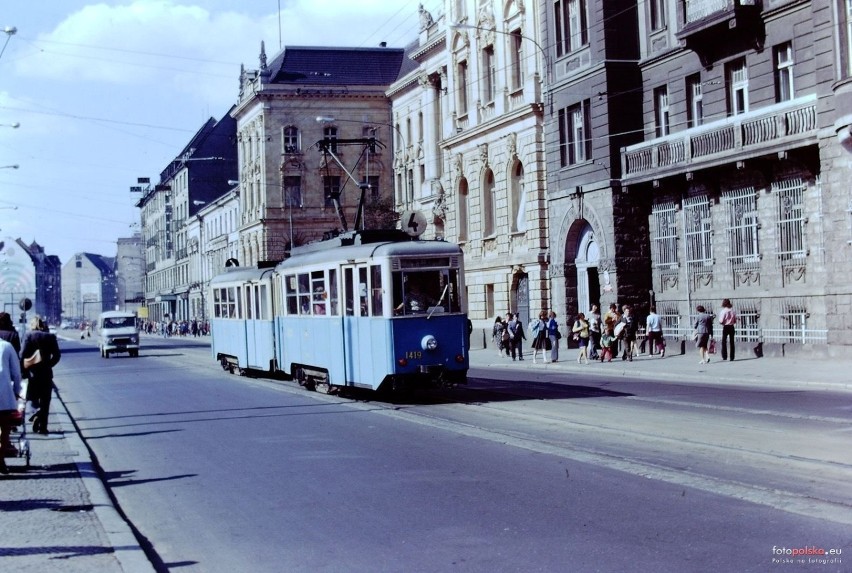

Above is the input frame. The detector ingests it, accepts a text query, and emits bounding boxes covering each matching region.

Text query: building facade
[231,43,406,266]
[115,233,145,314]
[136,111,237,323]
[392,0,551,332]
[617,0,852,354]
[61,253,116,324]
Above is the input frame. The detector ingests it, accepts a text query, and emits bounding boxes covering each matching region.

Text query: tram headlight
[421,334,438,351]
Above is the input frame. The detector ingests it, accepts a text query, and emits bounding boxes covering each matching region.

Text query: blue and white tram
[274,231,468,392]
[208,230,469,392]
[209,266,276,374]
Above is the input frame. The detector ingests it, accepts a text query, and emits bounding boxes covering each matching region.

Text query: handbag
[555,330,562,340]
[708,339,716,354]
[23,349,42,369]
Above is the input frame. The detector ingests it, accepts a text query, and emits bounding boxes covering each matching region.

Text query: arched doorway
[511,271,529,328]
[574,223,600,315]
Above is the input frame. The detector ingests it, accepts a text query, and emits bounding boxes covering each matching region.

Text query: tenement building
[544,0,852,354]
[392,0,551,331]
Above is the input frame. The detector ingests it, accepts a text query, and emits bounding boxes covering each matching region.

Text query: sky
[0,0,439,264]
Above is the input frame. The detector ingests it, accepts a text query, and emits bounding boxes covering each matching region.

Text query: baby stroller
[3,397,32,469]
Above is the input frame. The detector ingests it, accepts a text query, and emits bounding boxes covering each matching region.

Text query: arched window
[510,161,526,232]
[458,178,469,241]
[482,168,496,237]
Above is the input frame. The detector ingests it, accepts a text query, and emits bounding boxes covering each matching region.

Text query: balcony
[621,94,817,185]
[677,0,763,66]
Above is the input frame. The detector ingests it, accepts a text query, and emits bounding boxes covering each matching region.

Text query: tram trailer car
[210,266,276,374]
[209,230,469,393]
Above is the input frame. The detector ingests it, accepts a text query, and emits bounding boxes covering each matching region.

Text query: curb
[54,393,157,573]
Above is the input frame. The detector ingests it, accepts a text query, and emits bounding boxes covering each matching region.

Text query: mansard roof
[268,46,405,86]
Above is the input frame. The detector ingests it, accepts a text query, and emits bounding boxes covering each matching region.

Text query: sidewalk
[0,391,155,572]
[3,336,848,573]
[468,342,852,392]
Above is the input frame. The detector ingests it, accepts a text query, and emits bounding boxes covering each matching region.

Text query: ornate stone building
[391,0,551,333]
[231,43,406,266]
[545,0,852,354]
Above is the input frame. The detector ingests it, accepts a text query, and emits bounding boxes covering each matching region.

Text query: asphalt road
[55,336,850,572]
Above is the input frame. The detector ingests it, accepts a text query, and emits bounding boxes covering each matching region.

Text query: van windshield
[103,317,136,328]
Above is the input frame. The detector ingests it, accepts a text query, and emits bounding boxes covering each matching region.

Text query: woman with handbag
[572,313,591,364]
[21,316,61,435]
[529,311,551,364]
[693,305,715,364]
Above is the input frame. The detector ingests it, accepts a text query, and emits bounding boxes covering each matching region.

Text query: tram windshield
[393,268,461,316]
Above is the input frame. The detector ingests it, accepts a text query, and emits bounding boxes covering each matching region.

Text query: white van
[97,311,140,358]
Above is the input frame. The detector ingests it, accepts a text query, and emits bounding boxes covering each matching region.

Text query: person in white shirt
[645,305,665,357]
[717,298,737,361]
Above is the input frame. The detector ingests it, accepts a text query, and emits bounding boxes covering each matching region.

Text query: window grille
[774,177,806,261]
[735,299,760,342]
[651,201,679,268]
[723,187,760,266]
[779,306,807,343]
[657,302,680,337]
[684,195,712,267]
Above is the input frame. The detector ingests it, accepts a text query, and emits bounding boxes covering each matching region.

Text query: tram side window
[298,273,311,315]
[328,269,339,315]
[245,285,253,319]
[258,284,269,320]
[213,288,222,317]
[285,275,298,315]
[393,269,461,315]
[344,267,355,316]
[358,267,369,317]
[311,270,326,315]
[370,265,383,316]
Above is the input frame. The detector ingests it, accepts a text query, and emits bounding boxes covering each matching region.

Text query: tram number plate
[405,351,422,360]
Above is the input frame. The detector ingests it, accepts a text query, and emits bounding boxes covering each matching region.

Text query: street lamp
[0,122,19,128]
[0,164,19,169]
[0,26,16,61]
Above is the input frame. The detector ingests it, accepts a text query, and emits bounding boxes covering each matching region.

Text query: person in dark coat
[0,312,21,355]
[20,316,61,435]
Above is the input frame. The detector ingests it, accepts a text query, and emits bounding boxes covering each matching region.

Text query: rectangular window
[558,100,592,166]
[684,195,713,266]
[457,60,469,115]
[727,58,749,116]
[483,45,496,103]
[652,201,679,268]
[283,126,300,153]
[284,175,302,208]
[311,270,326,315]
[554,0,588,56]
[686,74,704,128]
[723,188,760,266]
[510,30,523,91]
[654,86,670,137]
[323,176,341,208]
[775,177,806,261]
[650,0,666,30]
[370,264,383,316]
[774,42,794,103]
[322,126,338,153]
[367,175,380,201]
